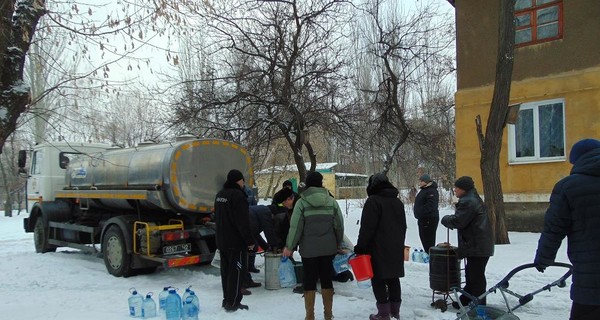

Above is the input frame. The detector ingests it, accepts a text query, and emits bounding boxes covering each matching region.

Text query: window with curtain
[508,98,565,163]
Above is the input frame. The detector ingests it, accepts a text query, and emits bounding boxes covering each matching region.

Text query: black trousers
[302,255,335,291]
[220,249,247,307]
[371,277,401,304]
[418,216,439,253]
[460,256,489,305]
[570,302,600,320]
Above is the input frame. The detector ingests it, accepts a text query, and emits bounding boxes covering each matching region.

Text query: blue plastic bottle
[182,295,199,320]
[181,286,192,306]
[411,249,419,262]
[420,250,430,263]
[141,292,157,318]
[165,288,182,320]
[128,288,143,318]
[158,287,170,316]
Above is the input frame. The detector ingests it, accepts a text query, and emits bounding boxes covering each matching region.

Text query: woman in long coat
[354,173,407,320]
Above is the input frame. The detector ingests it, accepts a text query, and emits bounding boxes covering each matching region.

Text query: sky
[0,199,572,320]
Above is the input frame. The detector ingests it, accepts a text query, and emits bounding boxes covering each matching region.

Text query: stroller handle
[496,262,572,289]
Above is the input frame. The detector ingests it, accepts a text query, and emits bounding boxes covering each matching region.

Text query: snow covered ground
[0,199,572,320]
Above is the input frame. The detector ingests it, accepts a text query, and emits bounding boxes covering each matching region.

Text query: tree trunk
[479,0,516,245]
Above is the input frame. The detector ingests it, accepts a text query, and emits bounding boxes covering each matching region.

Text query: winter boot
[390,301,400,319]
[322,288,334,320]
[304,290,316,320]
[369,302,391,320]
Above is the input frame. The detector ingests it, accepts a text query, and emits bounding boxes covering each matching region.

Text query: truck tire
[103,225,132,277]
[34,218,56,253]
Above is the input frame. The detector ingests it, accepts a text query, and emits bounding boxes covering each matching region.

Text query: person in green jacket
[283,171,344,320]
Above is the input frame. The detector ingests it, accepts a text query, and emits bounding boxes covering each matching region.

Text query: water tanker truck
[19,137,253,277]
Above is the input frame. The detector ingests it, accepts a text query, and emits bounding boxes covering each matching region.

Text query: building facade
[452,0,600,230]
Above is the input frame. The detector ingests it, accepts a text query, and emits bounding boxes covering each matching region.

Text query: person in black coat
[354,173,407,320]
[215,169,255,312]
[535,138,600,320]
[441,176,494,308]
[413,173,440,254]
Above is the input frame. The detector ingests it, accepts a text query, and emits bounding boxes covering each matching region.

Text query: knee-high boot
[304,290,316,320]
[322,288,334,320]
[390,301,400,319]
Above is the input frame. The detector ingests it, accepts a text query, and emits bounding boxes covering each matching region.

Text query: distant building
[256,162,368,199]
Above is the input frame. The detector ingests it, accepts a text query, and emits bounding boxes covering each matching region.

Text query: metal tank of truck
[19,137,253,277]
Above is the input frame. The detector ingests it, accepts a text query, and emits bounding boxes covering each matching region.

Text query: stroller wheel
[432,299,448,312]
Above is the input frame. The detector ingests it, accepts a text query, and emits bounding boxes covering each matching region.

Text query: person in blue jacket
[535,138,600,320]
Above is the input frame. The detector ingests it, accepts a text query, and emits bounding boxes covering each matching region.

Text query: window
[515,0,563,46]
[508,98,565,163]
[31,150,43,175]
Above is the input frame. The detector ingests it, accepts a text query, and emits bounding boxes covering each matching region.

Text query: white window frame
[508,98,566,164]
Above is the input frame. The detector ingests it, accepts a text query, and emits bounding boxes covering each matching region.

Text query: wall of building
[455,0,600,90]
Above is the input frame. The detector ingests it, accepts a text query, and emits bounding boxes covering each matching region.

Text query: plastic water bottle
[357,279,372,289]
[128,288,143,318]
[411,249,419,262]
[182,295,199,320]
[158,287,170,316]
[474,305,491,320]
[141,292,157,318]
[420,250,430,264]
[181,286,192,306]
[165,288,182,320]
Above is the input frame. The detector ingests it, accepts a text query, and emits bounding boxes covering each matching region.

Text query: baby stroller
[452,262,572,320]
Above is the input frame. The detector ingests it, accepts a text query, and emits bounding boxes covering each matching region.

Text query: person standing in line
[244,184,257,206]
[534,138,600,320]
[413,173,440,254]
[441,176,494,309]
[283,171,344,320]
[353,173,407,320]
[214,169,255,312]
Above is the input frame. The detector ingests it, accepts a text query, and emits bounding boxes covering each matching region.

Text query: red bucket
[348,254,374,281]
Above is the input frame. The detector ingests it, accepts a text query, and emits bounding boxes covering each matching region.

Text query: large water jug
[473,305,491,320]
[158,287,170,316]
[128,288,143,318]
[411,249,420,262]
[420,250,429,263]
[141,293,157,318]
[181,286,192,306]
[182,295,199,320]
[165,288,182,320]
[332,252,351,274]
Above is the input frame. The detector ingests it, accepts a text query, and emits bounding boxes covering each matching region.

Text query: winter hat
[419,174,432,183]
[454,176,475,191]
[226,169,245,183]
[273,188,294,204]
[305,171,323,188]
[282,180,293,188]
[569,138,600,164]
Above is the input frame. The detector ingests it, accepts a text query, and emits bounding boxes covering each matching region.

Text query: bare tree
[476,0,516,244]
[168,0,355,182]
[354,0,454,175]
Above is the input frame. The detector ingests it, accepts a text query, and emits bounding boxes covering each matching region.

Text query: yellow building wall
[256,172,337,198]
[455,66,600,200]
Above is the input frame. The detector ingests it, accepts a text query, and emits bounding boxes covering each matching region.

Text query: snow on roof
[257,162,338,174]
[335,173,368,178]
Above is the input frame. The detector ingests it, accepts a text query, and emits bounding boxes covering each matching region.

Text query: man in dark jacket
[535,138,600,320]
[215,169,255,312]
[441,176,494,309]
[354,173,407,320]
[413,173,440,254]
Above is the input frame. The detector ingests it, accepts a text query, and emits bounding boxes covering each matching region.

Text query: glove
[353,245,368,255]
[535,264,546,273]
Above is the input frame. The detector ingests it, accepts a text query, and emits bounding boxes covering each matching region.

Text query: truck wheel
[34,218,56,253]
[103,225,132,277]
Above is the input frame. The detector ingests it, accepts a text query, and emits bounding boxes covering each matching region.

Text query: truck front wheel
[34,218,56,253]
[103,225,132,277]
